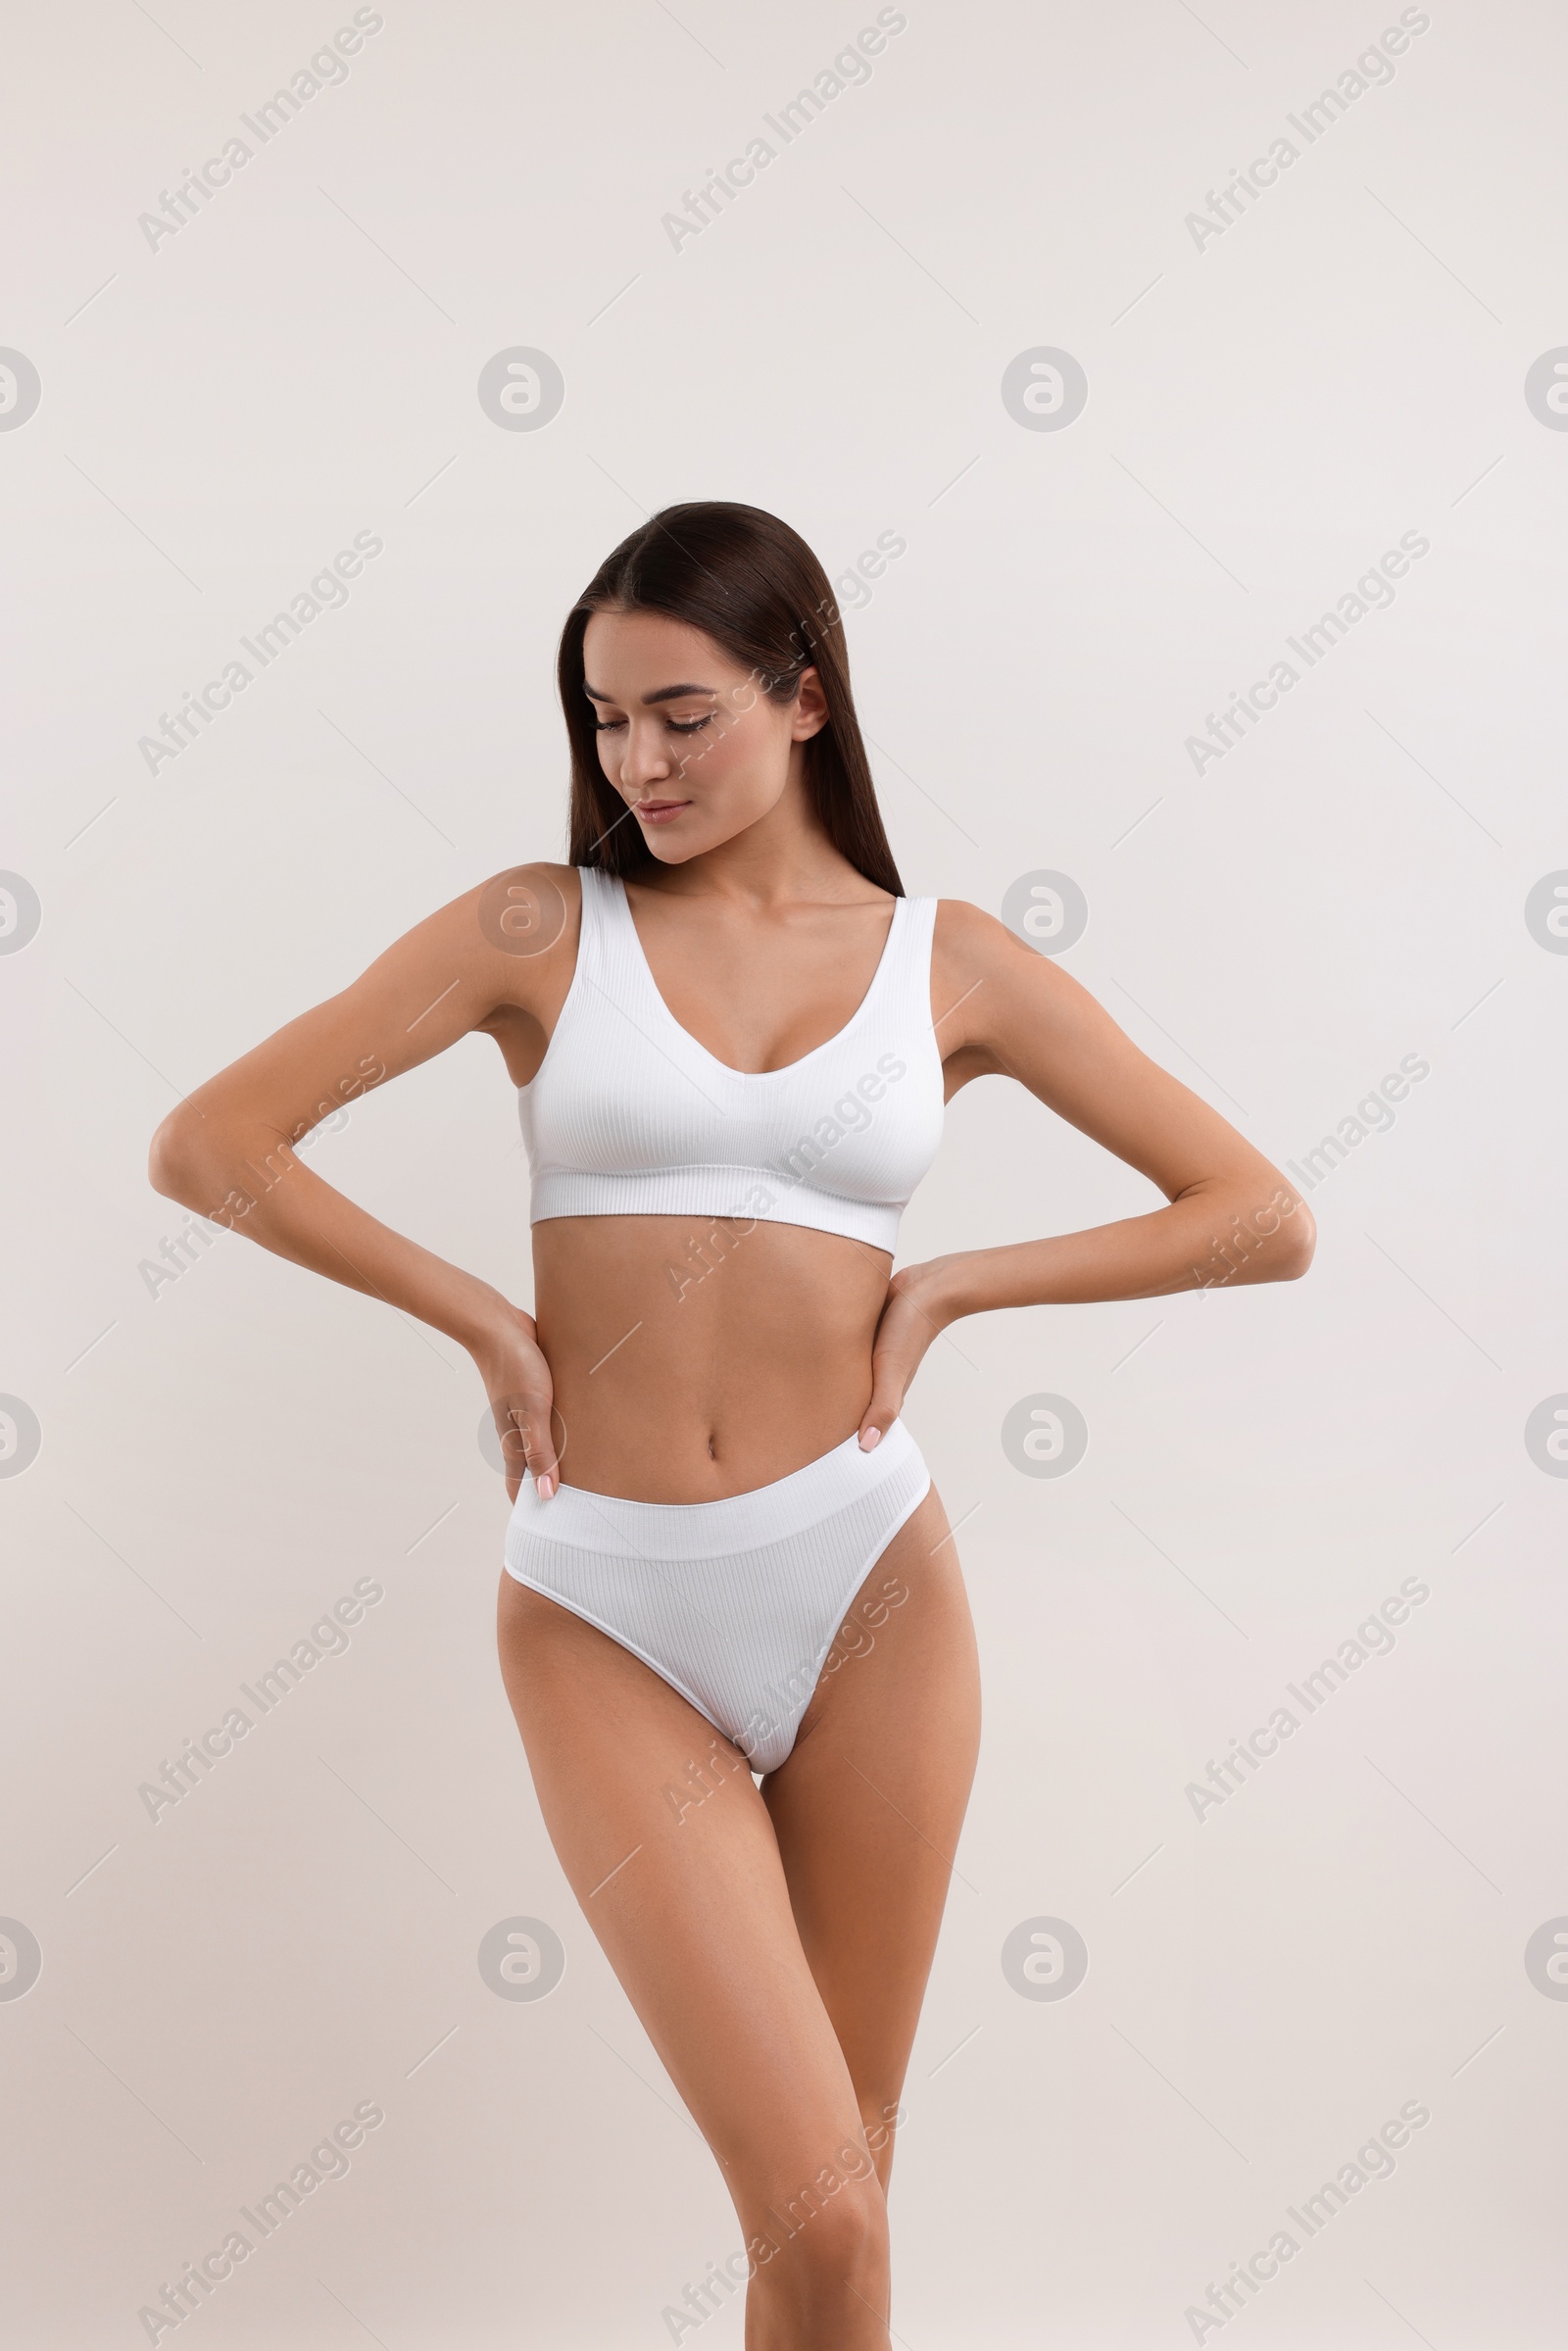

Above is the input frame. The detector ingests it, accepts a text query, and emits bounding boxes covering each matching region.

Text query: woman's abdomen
[530,1215,892,1501]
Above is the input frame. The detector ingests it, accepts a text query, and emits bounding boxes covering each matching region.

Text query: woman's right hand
[471,1299,562,1504]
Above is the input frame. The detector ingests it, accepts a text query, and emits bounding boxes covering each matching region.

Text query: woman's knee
[752,2174,889,2312]
[764,2165,885,2253]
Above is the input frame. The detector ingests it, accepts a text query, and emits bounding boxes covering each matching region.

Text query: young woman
[149,502,1313,2347]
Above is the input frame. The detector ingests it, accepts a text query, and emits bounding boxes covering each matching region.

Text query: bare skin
[148,608,1314,2346]
[496,1482,978,2341]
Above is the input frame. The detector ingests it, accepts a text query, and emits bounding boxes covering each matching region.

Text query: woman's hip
[500,1419,934,1775]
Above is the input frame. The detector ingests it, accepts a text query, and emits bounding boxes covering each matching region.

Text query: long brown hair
[557,501,905,894]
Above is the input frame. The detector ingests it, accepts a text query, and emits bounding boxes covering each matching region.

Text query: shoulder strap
[577,863,654,1006]
[574,861,612,951]
[858,891,935,1034]
[900,891,938,967]
[898,894,938,1037]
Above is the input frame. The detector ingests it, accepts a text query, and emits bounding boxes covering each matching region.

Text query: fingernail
[859,1427,881,1451]
[538,1473,555,1499]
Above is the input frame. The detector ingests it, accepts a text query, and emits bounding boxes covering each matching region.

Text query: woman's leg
[760,1484,982,2201]
[497,1573,899,2349]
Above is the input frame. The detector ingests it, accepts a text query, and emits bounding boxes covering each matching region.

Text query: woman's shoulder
[929,894,1069,1010]
[471,857,582,926]
[458,861,586,993]
[478,857,580,897]
[929,895,1022,958]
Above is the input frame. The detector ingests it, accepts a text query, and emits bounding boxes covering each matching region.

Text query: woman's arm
[858,898,1315,1443]
[147,863,575,1495]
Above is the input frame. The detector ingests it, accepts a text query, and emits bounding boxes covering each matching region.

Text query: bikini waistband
[506,1418,924,1560]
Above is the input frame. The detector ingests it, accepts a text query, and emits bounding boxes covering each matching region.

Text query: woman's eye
[592,711,711,735]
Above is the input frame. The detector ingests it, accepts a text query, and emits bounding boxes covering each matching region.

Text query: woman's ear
[790,665,830,740]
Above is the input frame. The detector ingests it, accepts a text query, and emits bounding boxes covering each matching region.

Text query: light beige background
[3,0,1566,2343]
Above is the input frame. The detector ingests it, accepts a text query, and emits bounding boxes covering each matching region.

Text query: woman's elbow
[148,1108,205,1206]
[1273,1196,1317,1280]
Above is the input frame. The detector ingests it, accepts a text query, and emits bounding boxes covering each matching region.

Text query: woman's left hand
[858,1256,965,1449]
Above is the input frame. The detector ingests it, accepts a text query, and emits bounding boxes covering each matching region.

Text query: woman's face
[581,607,826,863]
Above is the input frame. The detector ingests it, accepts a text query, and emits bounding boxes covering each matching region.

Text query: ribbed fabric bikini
[504,864,946,1772]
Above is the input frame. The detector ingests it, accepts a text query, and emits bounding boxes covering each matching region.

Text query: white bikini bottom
[502,1419,932,1773]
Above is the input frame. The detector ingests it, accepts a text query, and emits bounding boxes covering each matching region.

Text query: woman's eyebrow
[582,681,718,705]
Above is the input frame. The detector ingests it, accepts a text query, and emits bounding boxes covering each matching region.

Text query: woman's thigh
[494,1572,890,2250]
[760,1483,982,2191]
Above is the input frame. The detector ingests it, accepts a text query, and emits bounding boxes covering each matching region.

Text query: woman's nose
[619,721,674,789]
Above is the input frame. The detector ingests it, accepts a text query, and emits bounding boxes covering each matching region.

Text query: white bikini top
[516,865,945,1250]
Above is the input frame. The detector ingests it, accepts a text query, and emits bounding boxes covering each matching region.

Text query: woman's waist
[510,1415,925,1532]
[531,1214,890,1500]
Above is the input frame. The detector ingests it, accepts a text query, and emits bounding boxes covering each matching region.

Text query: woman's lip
[635,800,690,823]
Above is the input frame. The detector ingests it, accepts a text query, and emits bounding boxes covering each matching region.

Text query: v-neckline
[613,877,904,1080]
